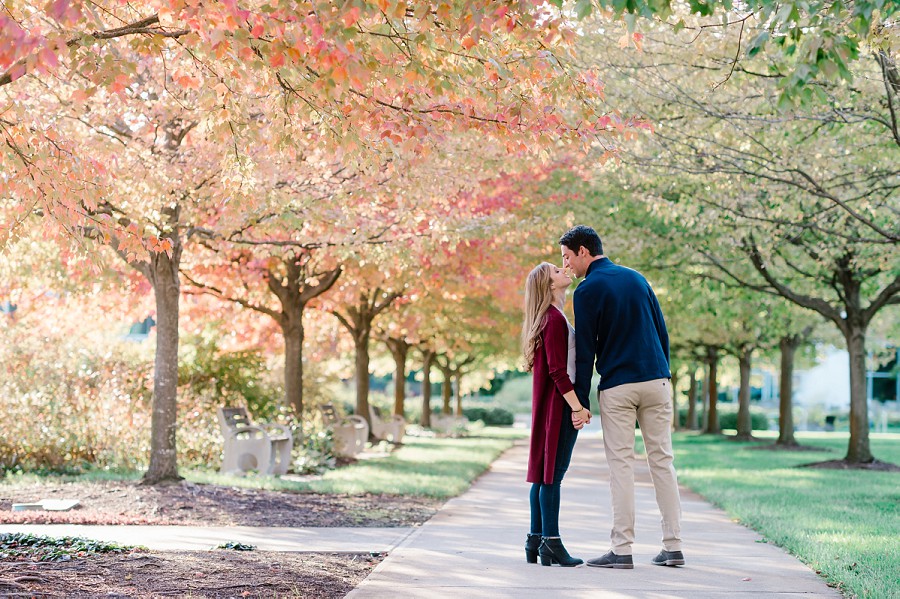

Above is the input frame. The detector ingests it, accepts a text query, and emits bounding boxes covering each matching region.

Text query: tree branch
[181,270,281,320]
[745,240,844,330]
[0,14,190,88]
[863,274,900,325]
[876,51,900,148]
[299,266,343,304]
[332,310,355,334]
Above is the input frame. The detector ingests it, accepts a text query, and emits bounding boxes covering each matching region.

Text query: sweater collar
[585,256,611,277]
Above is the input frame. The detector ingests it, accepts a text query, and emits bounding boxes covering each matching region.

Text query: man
[560,225,684,569]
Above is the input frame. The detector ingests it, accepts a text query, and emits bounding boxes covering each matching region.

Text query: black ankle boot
[525,534,542,564]
[539,537,583,567]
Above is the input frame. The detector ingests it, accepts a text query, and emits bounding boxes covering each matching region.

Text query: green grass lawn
[191,431,520,498]
[668,431,900,599]
[3,428,525,500]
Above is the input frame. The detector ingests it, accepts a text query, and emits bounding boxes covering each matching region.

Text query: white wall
[794,348,850,410]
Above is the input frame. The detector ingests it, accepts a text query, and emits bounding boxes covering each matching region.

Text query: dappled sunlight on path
[348,435,841,598]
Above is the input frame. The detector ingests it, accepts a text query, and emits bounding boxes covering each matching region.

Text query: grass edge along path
[298,432,520,497]
[2,429,525,501]
[669,431,899,599]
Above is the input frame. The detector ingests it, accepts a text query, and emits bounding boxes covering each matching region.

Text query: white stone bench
[432,414,468,436]
[320,404,369,458]
[217,407,293,476]
[369,405,406,443]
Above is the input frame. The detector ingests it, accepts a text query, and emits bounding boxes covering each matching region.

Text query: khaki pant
[598,378,682,555]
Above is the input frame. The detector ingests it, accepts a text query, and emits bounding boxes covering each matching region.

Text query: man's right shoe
[586,550,634,569]
[651,549,685,567]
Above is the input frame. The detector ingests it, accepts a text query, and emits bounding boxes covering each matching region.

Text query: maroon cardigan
[526,306,575,485]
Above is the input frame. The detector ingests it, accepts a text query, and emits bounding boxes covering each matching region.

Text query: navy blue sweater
[573,258,670,405]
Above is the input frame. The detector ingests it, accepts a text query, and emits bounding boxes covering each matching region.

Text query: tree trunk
[355,329,373,433]
[333,288,401,439]
[387,339,409,418]
[700,377,709,431]
[421,349,435,427]
[670,368,680,430]
[439,364,452,415]
[454,372,463,417]
[268,260,341,418]
[735,348,753,439]
[845,325,873,463]
[143,249,183,484]
[282,322,304,416]
[776,335,799,446]
[703,347,720,434]
[687,371,698,431]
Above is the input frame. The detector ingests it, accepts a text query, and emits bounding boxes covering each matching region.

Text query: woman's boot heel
[539,537,583,567]
[525,534,541,564]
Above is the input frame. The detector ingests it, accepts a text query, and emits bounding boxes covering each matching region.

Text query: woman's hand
[571,407,592,429]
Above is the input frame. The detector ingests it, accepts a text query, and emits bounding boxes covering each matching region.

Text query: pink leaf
[38,47,58,69]
[46,0,70,20]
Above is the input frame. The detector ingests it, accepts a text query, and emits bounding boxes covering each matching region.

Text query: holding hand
[571,406,592,429]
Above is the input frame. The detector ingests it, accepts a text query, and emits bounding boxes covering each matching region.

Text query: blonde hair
[522,262,556,372]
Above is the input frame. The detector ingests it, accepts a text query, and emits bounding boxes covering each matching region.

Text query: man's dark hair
[559,225,603,256]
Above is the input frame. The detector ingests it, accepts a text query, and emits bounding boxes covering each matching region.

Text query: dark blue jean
[529,418,579,537]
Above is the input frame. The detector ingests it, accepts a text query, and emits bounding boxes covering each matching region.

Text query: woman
[522,262,593,567]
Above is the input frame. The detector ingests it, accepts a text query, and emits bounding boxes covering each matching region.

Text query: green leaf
[776,90,795,112]
[747,31,769,58]
[575,0,593,19]
[819,59,838,79]
[687,0,713,17]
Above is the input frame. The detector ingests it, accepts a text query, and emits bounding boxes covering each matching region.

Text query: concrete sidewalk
[0,523,413,554]
[348,433,840,598]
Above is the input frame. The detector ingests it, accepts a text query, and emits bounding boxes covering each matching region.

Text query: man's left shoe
[586,551,633,569]
[651,549,685,567]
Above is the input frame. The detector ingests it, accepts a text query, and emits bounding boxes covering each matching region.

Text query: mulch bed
[748,443,831,452]
[0,479,439,596]
[798,459,900,472]
[0,480,443,527]
[0,550,380,598]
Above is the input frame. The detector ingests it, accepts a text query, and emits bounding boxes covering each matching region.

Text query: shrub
[717,410,768,431]
[177,333,285,469]
[292,425,337,475]
[0,322,154,475]
[0,324,292,475]
[462,406,514,426]
[0,533,137,562]
[676,408,768,431]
